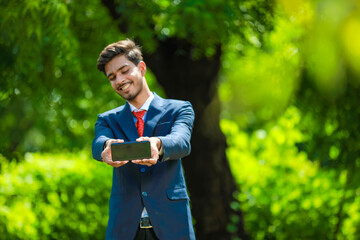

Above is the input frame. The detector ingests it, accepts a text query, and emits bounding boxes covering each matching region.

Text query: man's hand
[132,137,162,166]
[101,139,129,168]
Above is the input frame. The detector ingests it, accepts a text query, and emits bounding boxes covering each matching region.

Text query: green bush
[0,151,112,239]
[221,106,360,240]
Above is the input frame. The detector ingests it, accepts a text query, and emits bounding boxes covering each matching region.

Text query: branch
[101,0,128,33]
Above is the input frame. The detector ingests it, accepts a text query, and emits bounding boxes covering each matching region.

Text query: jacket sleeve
[91,114,114,161]
[158,101,195,162]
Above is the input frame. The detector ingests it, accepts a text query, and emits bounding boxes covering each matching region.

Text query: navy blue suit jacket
[92,93,196,240]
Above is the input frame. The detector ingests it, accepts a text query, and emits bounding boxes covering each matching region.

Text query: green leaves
[0,0,123,158]
[221,107,360,239]
[220,15,302,127]
[110,0,273,57]
[0,151,112,239]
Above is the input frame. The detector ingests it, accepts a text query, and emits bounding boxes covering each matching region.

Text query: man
[92,39,196,240]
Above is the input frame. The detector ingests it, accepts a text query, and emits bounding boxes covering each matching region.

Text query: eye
[122,69,129,74]
[109,76,115,81]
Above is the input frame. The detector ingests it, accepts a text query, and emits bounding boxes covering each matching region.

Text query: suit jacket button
[140,167,146,173]
[142,192,148,197]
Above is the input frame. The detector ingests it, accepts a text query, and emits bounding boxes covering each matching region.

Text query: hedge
[0,151,112,240]
[221,107,360,240]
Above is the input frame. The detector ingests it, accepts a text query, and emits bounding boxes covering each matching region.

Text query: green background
[1,0,360,239]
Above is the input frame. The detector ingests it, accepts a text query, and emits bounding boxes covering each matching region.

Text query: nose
[115,72,124,84]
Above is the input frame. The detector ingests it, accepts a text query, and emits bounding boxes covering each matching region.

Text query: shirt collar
[128,92,154,112]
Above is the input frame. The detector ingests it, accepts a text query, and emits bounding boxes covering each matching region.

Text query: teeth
[120,83,131,90]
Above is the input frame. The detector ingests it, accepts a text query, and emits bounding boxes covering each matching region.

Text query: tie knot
[132,110,146,120]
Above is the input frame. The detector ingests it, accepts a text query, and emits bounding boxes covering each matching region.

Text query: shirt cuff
[159,144,164,155]
[158,138,164,161]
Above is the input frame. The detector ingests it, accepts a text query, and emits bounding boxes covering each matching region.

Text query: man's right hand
[101,139,129,168]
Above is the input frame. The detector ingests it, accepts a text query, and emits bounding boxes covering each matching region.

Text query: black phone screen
[111,141,151,161]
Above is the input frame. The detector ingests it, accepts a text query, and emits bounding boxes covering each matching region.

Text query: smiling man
[92,39,196,240]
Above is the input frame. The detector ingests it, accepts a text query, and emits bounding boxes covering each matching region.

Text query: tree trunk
[145,38,248,240]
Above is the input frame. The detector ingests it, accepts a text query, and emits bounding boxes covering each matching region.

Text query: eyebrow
[106,64,129,78]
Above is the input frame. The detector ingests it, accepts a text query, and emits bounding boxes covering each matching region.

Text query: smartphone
[111,141,151,161]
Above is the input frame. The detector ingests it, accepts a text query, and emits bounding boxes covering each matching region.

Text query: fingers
[108,160,129,167]
[111,139,124,144]
[101,139,126,168]
[136,137,150,142]
[106,159,129,168]
[132,159,157,166]
[131,160,150,166]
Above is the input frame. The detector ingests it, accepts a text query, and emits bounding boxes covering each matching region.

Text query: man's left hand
[132,137,162,166]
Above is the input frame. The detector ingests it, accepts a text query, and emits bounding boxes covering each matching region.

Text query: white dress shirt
[128,93,154,219]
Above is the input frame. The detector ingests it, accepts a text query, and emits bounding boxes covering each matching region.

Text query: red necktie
[132,110,146,137]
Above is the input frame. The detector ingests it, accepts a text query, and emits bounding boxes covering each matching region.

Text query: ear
[138,61,146,76]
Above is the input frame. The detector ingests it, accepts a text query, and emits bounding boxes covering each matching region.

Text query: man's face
[104,55,146,102]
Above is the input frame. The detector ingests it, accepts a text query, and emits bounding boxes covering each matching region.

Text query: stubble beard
[118,81,143,102]
[122,92,136,101]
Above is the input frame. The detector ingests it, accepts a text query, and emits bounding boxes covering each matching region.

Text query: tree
[219,0,360,237]
[1,0,276,238]
[100,0,274,239]
[0,0,126,159]
[293,0,360,235]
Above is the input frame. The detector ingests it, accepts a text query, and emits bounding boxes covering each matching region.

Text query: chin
[118,91,135,101]
[126,94,136,101]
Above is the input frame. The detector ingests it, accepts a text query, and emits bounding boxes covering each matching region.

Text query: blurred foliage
[108,0,275,58]
[218,0,360,238]
[0,0,163,159]
[294,0,360,171]
[0,151,112,239]
[1,0,360,239]
[220,0,360,127]
[221,107,360,239]
[219,0,360,174]
[220,13,302,127]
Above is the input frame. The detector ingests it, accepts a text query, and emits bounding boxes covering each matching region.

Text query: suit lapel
[116,102,139,141]
[143,94,164,137]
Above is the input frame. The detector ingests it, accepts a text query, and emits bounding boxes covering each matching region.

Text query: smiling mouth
[118,82,131,91]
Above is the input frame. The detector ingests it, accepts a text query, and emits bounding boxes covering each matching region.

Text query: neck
[128,84,152,109]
